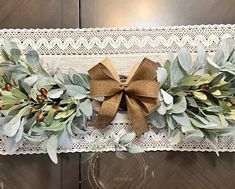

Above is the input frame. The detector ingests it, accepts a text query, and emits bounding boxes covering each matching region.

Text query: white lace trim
[1,24,235,155]
[0,24,234,55]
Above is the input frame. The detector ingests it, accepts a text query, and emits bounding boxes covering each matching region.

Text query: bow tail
[90,93,122,129]
[125,95,149,137]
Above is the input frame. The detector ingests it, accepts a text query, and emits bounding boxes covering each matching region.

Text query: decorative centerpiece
[0,25,235,163]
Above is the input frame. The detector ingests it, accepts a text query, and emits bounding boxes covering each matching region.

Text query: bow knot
[88,58,160,137]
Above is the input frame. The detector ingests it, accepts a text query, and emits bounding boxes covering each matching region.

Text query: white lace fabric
[0,24,235,155]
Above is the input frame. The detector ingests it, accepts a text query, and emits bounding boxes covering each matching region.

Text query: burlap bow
[88,58,160,137]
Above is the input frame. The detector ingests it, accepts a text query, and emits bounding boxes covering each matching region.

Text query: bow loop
[88,57,160,137]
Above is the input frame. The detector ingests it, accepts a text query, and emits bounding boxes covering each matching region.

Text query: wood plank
[62,0,79,28]
[0,0,62,28]
[81,152,235,189]
[0,154,62,189]
[61,153,81,189]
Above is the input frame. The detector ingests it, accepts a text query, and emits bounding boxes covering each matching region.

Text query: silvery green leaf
[0,116,12,126]
[36,77,56,89]
[2,135,22,154]
[160,89,173,105]
[170,128,183,145]
[172,96,187,114]
[172,112,190,127]
[184,130,204,142]
[214,38,235,65]
[156,67,167,86]
[186,97,198,108]
[194,42,206,71]
[15,117,27,143]
[170,57,185,85]
[4,40,18,54]
[181,123,195,133]
[204,131,219,156]
[119,133,136,145]
[178,48,193,74]
[46,135,58,164]
[58,128,72,150]
[71,116,87,134]
[30,87,38,101]
[148,111,166,128]
[127,144,144,153]
[157,101,167,115]
[26,50,40,69]
[166,52,174,63]
[206,57,220,74]
[69,69,90,89]
[65,85,87,99]
[50,59,60,75]
[166,114,176,130]
[23,134,47,143]
[3,106,31,137]
[23,75,38,86]
[79,99,93,117]
[10,48,21,63]
[48,88,64,99]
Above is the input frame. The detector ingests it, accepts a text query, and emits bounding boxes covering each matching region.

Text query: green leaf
[203,106,223,113]
[58,128,72,150]
[46,135,58,164]
[209,73,224,86]
[12,88,28,100]
[23,134,47,143]
[172,112,190,127]
[166,114,176,130]
[193,91,207,101]
[10,48,21,63]
[206,57,220,74]
[170,58,185,86]
[218,112,228,127]
[157,101,167,115]
[214,38,235,65]
[148,111,166,128]
[1,48,10,61]
[69,69,90,89]
[33,120,64,132]
[65,85,87,99]
[54,109,75,119]
[178,48,193,74]
[119,133,136,145]
[194,42,206,71]
[26,50,40,69]
[160,89,173,104]
[172,96,187,114]
[23,75,38,86]
[170,128,183,145]
[2,106,31,137]
[126,144,144,153]
[79,99,93,117]
[45,108,55,125]
[48,89,64,99]
[157,67,167,86]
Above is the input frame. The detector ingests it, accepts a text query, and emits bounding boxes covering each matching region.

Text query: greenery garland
[0,38,235,163]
